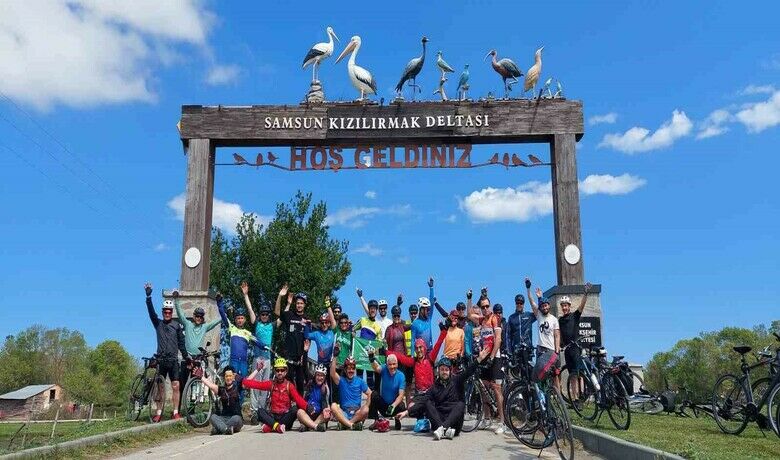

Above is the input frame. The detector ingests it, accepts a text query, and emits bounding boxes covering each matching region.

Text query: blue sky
[1,1,778,365]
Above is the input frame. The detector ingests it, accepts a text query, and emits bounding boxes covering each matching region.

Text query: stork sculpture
[395,36,429,100]
[485,50,522,99]
[335,36,377,101]
[457,64,470,100]
[434,51,454,100]
[523,46,544,98]
[302,26,339,83]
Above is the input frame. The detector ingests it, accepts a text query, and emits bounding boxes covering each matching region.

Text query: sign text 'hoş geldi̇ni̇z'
[289,145,472,170]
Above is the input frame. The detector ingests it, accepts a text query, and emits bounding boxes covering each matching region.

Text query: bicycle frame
[736,353,780,414]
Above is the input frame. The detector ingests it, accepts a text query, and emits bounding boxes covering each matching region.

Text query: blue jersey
[507,310,536,351]
[305,382,329,413]
[305,325,335,363]
[411,285,439,350]
[253,321,274,359]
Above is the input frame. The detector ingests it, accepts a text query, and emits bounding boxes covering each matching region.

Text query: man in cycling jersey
[354,289,382,389]
[275,283,308,394]
[558,283,591,402]
[305,311,335,370]
[202,366,244,435]
[411,277,447,351]
[217,292,253,378]
[391,329,446,424]
[367,352,406,431]
[240,282,274,422]
[405,304,417,357]
[144,283,188,422]
[469,293,505,435]
[329,354,371,430]
[527,279,561,389]
[507,285,536,367]
[243,358,310,433]
[376,299,393,338]
[297,363,331,432]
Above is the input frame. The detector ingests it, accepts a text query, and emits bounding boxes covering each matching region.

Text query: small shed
[0,384,63,419]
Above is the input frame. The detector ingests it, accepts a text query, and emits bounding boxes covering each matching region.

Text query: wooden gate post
[180,139,215,291]
[550,133,584,286]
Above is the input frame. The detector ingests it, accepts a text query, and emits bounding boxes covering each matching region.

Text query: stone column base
[162,290,220,353]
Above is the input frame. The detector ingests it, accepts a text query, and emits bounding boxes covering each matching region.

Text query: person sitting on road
[242,358,310,433]
[201,366,244,435]
[144,283,189,422]
[329,354,371,431]
[427,348,490,440]
[391,328,446,424]
[297,364,332,432]
[367,352,406,431]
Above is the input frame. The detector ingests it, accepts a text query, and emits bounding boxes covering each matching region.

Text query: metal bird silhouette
[268,152,278,163]
[502,153,510,168]
[511,154,526,166]
[528,154,543,165]
[233,153,249,165]
[255,153,264,166]
[489,153,499,164]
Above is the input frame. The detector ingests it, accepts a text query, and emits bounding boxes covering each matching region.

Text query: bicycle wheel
[639,399,664,415]
[548,387,575,460]
[767,382,780,438]
[516,386,549,450]
[567,370,598,421]
[504,382,537,440]
[183,377,213,427]
[126,374,144,421]
[712,373,749,435]
[752,377,772,406]
[605,374,631,430]
[461,376,483,433]
[146,374,167,423]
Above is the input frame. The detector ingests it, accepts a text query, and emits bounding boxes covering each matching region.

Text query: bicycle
[127,356,167,422]
[181,343,222,428]
[712,332,780,437]
[567,344,631,430]
[461,356,501,433]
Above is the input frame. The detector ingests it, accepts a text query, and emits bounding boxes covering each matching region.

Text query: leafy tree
[65,340,136,407]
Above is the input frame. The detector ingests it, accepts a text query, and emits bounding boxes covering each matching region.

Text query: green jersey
[175,299,222,356]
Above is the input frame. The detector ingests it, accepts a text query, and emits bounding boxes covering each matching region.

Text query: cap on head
[344,357,357,368]
[456,301,466,310]
[258,302,272,313]
[319,313,329,321]
[449,309,459,318]
[234,307,247,317]
[294,292,308,303]
[415,338,426,349]
[314,364,327,375]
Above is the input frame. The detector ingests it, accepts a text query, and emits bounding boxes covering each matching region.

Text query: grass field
[0,418,145,454]
[579,412,780,460]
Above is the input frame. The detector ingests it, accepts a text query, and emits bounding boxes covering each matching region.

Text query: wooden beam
[179,99,584,147]
[550,133,584,286]
[180,139,215,291]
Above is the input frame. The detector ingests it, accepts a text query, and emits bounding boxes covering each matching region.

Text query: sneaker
[172,413,181,421]
[261,424,272,433]
[352,422,363,431]
[337,423,347,431]
[152,415,162,423]
[395,419,402,431]
[445,428,455,439]
[210,427,219,436]
[316,423,327,432]
[276,424,286,434]
[298,425,309,432]
[433,426,445,440]
[226,426,234,435]
[494,425,506,435]
[480,420,494,430]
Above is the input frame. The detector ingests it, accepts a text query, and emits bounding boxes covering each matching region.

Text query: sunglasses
[480,305,490,309]
[345,366,356,370]
[392,314,401,318]
[274,368,287,373]
[260,312,270,315]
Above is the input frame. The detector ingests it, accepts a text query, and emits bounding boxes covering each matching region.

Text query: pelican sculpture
[457,64,470,100]
[523,46,543,98]
[485,50,522,98]
[335,35,377,101]
[302,26,339,83]
[395,36,429,100]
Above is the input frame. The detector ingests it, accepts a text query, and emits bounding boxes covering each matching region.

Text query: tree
[210,191,351,323]
[65,340,136,407]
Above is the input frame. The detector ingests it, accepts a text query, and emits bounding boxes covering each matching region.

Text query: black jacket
[428,359,480,406]
[146,297,188,361]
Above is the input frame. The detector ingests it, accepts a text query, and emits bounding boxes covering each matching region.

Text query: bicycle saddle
[732,346,752,355]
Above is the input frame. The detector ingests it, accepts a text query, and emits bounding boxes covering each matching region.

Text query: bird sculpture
[511,154,526,166]
[489,153,499,164]
[523,46,544,98]
[541,77,553,98]
[267,151,278,163]
[502,153,510,168]
[528,154,543,165]
[457,64,470,100]
[395,36,429,100]
[554,80,564,98]
[485,50,522,98]
[255,153,263,167]
[335,36,377,101]
[233,153,248,165]
[302,26,339,83]
[434,51,454,101]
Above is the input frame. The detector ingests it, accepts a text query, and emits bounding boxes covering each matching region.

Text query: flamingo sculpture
[302,26,339,83]
[457,64,470,100]
[523,46,544,98]
[335,36,377,101]
[485,50,523,98]
[395,36,429,100]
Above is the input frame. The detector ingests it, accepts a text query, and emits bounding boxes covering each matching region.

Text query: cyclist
[558,283,591,403]
[241,282,274,422]
[493,304,508,357]
[354,289,382,389]
[456,301,468,328]
[305,311,335,369]
[376,299,393,338]
[329,354,371,430]
[202,366,244,435]
[463,290,477,360]
[144,283,188,422]
[297,364,331,432]
[391,329,447,423]
[367,352,406,430]
[507,286,536,365]
[275,283,308,394]
[403,303,417,406]
[440,308,464,360]
[427,348,490,440]
[173,295,221,357]
[411,277,447,351]
[469,293,505,435]
[243,358,310,433]
[216,292,253,377]
[527,279,561,389]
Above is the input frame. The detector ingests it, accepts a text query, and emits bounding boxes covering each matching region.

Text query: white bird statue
[335,36,377,101]
[302,26,339,83]
[541,77,553,98]
[523,46,543,98]
[436,51,454,78]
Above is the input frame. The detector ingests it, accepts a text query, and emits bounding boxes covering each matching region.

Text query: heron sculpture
[335,35,377,101]
[523,46,544,98]
[395,36,429,100]
[302,26,339,83]
[485,50,522,98]
[457,64,470,100]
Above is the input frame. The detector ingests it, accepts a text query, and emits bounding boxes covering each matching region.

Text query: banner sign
[352,337,386,371]
[577,316,602,348]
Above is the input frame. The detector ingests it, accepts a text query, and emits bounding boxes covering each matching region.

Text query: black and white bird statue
[395,36,429,100]
[335,36,377,101]
[302,26,339,83]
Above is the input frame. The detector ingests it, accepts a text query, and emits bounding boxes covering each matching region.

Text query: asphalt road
[115,420,603,460]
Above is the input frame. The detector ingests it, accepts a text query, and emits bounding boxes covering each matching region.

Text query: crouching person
[329,349,371,431]
[242,358,311,433]
[298,363,332,432]
[201,366,244,435]
[367,351,406,431]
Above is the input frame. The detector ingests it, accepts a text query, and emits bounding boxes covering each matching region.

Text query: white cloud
[598,110,693,153]
[0,1,214,110]
[205,64,241,86]
[588,112,618,125]
[735,90,780,133]
[739,84,776,96]
[153,243,169,252]
[696,109,732,140]
[461,174,645,223]
[325,204,411,228]
[168,193,270,234]
[352,243,384,257]
[364,190,377,199]
[444,214,457,224]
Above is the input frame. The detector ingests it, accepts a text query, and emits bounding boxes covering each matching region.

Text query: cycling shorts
[158,358,180,382]
[480,358,504,382]
[564,346,583,373]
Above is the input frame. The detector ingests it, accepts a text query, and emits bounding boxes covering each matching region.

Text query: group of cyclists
[143,276,591,440]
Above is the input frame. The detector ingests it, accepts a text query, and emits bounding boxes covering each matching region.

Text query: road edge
[573,425,685,460]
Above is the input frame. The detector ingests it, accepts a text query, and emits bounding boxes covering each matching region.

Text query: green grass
[0,418,147,454]
[578,412,780,460]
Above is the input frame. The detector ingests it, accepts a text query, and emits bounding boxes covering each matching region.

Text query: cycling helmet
[514,294,525,303]
[391,305,402,316]
[436,357,452,368]
[344,356,357,368]
[367,299,379,309]
[162,299,174,310]
[456,301,466,311]
[294,292,308,303]
[234,307,247,317]
[258,302,272,313]
[333,303,342,313]
[314,363,327,375]
[493,303,503,314]
[409,304,419,314]
[193,307,205,317]
[559,296,572,306]
[539,297,550,306]
[273,358,288,369]
[319,313,329,322]
[378,299,388,307]
[418,297,431,308]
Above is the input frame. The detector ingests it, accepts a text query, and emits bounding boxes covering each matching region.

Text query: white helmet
[378,299,388,307]
[162,299,175,310]
[559,296,571,306]
[314,364,327,375]
[418,297,431,308]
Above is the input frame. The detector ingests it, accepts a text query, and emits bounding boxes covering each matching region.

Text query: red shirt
[390,329,446,392]
[385,323,407,355]
[243,378,307,414]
